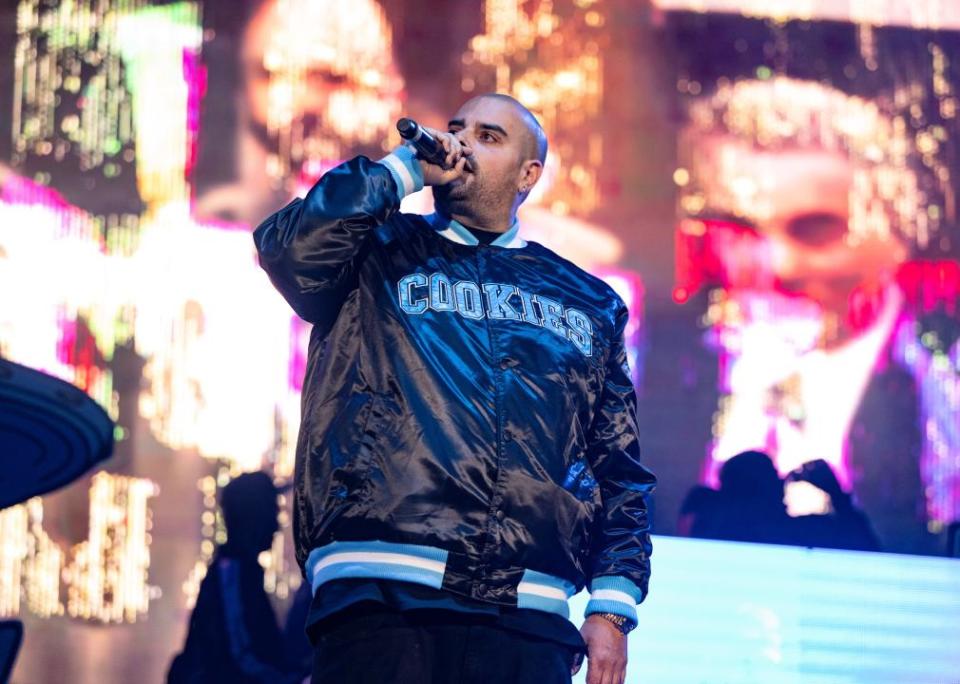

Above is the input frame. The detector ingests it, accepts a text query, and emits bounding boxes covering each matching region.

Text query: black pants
[311,607,576,684]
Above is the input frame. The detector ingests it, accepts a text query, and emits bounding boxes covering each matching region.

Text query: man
[255,93,656,684]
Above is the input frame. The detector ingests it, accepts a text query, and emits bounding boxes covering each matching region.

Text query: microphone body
[396,118,462,169]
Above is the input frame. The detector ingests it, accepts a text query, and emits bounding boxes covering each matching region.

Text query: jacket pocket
[561,457,599,503]
[324,391,380,500]
[354,393,388,490]
[565,457,602,574]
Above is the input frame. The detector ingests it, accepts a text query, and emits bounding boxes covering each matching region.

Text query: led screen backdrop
[0,1,957,682]
[644,4,960,558]
[569,536,960,684]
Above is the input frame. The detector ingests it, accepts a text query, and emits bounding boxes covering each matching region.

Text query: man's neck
[445,209,516,234]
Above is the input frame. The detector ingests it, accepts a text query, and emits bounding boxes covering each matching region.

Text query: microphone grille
[396,118,418,139]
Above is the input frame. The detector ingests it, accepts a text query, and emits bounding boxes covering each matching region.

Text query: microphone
[396,118,472,171]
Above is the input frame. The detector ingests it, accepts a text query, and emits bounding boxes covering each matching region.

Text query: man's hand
[576,614,628,684]
[416,126,473,187]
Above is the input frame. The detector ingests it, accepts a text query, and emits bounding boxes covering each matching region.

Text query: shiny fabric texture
[254,155,656,607]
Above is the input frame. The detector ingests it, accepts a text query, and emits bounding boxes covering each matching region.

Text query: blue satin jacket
[253,146,656,625]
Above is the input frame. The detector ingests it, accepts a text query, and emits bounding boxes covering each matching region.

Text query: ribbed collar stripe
[426,212,526,249]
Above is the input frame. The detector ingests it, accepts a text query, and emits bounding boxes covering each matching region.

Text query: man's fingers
[461,145,475,171]
[586,660,627,684]
[420,128,471,171]
[431,156,468,187]
[446,135,464,168]
[431,130,457,168]
[585,661,603,684]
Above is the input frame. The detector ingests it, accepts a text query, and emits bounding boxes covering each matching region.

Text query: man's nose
[457,135,474,154]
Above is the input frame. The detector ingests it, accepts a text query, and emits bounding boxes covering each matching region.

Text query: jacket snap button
[476,583,487,594]
[499,357,513,370]
[495,509,505,521]
[503,430,513,442]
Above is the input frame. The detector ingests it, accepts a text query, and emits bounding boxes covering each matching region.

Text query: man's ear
[519,159,544,192]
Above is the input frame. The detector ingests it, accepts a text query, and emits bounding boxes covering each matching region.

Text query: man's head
[220,471,280,558]
[719,450,784,506]
[434,93,547,223]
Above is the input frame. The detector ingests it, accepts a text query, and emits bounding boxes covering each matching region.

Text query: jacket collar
[426,212,527,249]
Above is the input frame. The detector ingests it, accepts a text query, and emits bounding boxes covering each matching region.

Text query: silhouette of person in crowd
[788,459,881,552]
[680,451,880,552]
[167,472,301,684]
[948,522,960,558]
[677,485,720,538]
[696,451,801,545]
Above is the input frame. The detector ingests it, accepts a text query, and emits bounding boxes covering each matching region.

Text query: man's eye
[480,132,496,142]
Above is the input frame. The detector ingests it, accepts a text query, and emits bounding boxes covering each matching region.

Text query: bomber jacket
[253,146,656,625]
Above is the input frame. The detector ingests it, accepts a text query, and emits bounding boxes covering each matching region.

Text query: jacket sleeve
[253,145,424,334]
[583,299,657,626]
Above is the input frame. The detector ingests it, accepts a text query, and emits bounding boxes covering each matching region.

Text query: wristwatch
[594,612,636,635]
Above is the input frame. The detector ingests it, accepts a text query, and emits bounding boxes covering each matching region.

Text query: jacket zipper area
[472,245,511,597]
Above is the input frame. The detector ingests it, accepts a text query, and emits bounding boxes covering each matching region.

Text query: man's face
[434,97,529,217]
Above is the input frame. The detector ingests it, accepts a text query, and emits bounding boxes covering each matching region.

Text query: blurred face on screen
[680,78,920,336]
[242,0,401,158]
[699,136,909,316]
[197,0,401,224]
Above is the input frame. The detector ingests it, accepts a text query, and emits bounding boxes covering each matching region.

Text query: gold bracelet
[594,612,634,635]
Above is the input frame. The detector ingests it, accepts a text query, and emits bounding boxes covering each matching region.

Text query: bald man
[255,94,656,684]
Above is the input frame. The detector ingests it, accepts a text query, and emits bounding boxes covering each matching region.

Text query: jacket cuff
[378,145,424,200]
[584,575,643,625]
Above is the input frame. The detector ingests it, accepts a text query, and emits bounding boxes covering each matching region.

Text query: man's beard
[434,167,509,221]
[433,173,474,214]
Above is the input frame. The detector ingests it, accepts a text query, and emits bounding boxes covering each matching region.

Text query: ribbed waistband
[305,539,576,618]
